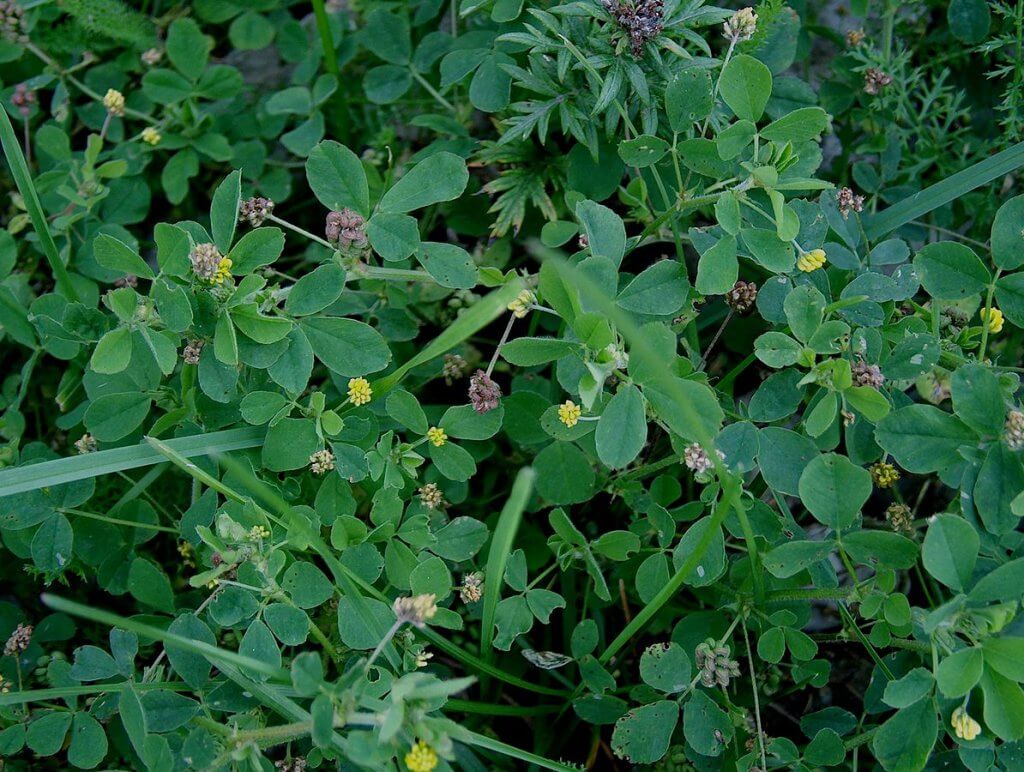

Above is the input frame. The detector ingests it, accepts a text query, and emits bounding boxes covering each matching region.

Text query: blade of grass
[863,139,1024,241]
[480,467,535,662]
[311,0,340,79]
[0,681,191,707]
[0,426,264,497]
[41,594,288,680]
[460,730,579,772]
[0,105,78,301]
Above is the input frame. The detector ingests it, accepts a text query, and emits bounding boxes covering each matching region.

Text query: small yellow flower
[205,578,220,590]
[102,88,125,116]
[348,377,372,406]
[141,126,161,146]
[952,706,981,741]
[558,400,582,428]
[426,426,447,447]
[870,462,900,489]
[404,740,438,772]
[796,248,827,273]
[980,307,1004,334]
[211,257,232,285]
[248,525,271,541]
[507,289,536,318]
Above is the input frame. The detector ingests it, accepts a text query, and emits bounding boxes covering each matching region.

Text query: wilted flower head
[604,0,664,56]
[723,7,757,42]
[468,370,501,414]
[11,83,35,117]
[141,47,162,66]
[725,280,758,314]
[239,196,274,227]
[4,623,32,657]
[393,594,438,628]
[846,29,866,47]
[460,572,484,603]
[696,639,741,688]
[837,187,864,218]
[103,88,125,116]
[443,353,469,384]
[182,339,204,365]
[418,483,445,510]
[885,503,913,534]
[863,68,893,95]
[683,442,723,475]
[74,434,97,454]
[309,449,335,475]
[0,1,27,44]
[1004,410,1024,450]
[851,360,884,389]
[190,243,230,283]
[325,208,367,250]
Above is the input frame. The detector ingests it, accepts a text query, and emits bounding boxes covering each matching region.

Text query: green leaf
[983,637,1024,683]
[763,539,834,578]
[975,444,1024,535]
[84,392,151,442]
[128,558,175,613]
[644,378,723,445]
[922,514,978,591]
[719,54,772,122]
[695,235,738,295]
[535,442,595,505]
[93,234,154,279]
[992,194,1024,269]
[228,227,285,274]
[981,670,1024,741]
[618,135,669,167]
[501,337,579,366]
[616,260,689,315]
[377,152,469,213]
[299,317,391,376]
[306,141,370,215]
[210,169,241,254]
[797,453,871,530]
[666,69,713,130]
[882,668,934,709]
[871,698,937,771]
[417,242,479,289]
[31,513,73,575]
[951,364,1006,436]
[595,385,647,469]
[284,263,346,316]
[428,441,476,482]
[760,107,829,142]
[166,17,209,80]
[875,405,976,474]
[639,642,691,694]
[91,328,133,374]
[682,690,731,757]
[367,212,420,262]
[936,647,983,698]
[576,200,626,267]
[612,700,679,764]
[166,613,215,688]
[913,242,990,300]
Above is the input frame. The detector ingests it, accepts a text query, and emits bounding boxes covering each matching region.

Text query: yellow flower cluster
[142,126,161,146]
[951,707,981,741]
[426,426,447,447]
[404,740,438,772]
[211,257,232,285]
[870,462,900,489]
[102,88,125,116]
[248,525,271,541]
[558,400,582,428]
[507,289,536,318]
[347,377,372,406]
[797,248,827,273]
[980,307,1004,334]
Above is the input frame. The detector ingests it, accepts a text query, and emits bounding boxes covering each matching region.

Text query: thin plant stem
[741,616,768,772]
[485,314,516,378]
[697,309,734,371]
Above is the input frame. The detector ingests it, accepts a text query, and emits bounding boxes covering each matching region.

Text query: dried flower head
[723,7,758,42]
[426,426,448,447]
[460,572,484,603]
[558,400,582,428]
[418,483,445,510]
[0,1,27,43]
[347,377,372,406]
[797,248,827,273]
[11,83,35,117]
[851,360,884,389]
[683,442,723,475]
[141,47,163,66]
[604,0,665,56]
[103,88,126,116]
[393,594,438,628]
[405,740,439,772]
[1004,410,1024,450]
[325,208,367,250]
[309,449,335,475]
[4,623,32,657]
[190,243,227,282]
[74,434,97,454]
[442,353,469,384]
[863,68,893,95]
[837,187,864,218]
[725,280,758,314]
[183,339,204,365]
[469,370,501,414]
[846,29,866,47]
[239,196,274,227]
[871,462,900,489]
[885,503,913,534]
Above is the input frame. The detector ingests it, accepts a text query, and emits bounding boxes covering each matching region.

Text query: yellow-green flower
[248,525,271,541]
[404,740,438,772]
[796,248,827,273]
[142,126,161,146]
[426,426,447,447]
[980,307,1004,334]
[347,377,372,406]
[102,88,125,116]
[507,289,536,318]
[211,257,232,285]
[951,706,981,741]
[871,462,900,489]
[558,400,582,428]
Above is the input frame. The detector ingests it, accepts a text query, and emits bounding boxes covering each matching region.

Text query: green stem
[59,507,178,533]
[310,0,340,78]
[411,70,456,113]
[978,268,1003,361]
